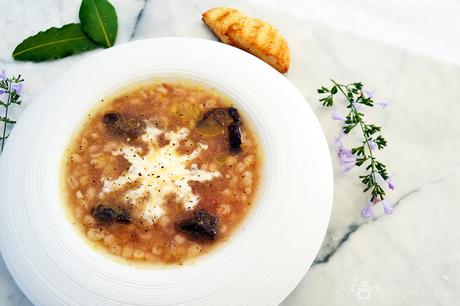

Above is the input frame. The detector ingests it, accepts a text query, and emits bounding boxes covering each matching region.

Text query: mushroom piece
[176,210,219,242]
[92,204,132,224]
[228,122,242,152]
[102,112,146,139]
[195,107,242,152]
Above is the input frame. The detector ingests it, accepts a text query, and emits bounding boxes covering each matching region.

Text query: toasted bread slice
[202,7,290,73]
[202,7,245,44]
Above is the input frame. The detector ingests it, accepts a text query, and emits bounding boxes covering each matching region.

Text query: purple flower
[334,132,356,172]
[382,200,394,214]
[0,70,5,80]
[369,140,378,150]
[11,83,22,95]
[333,136,342,147]
[0,89,5,95]
[331,110,346,121]
[339,156,355,165]
[338,146,355,172]
[341,163,355,172]
[333,132,345,147]
[338,147,354,159]
[353,102,365,112]
[361,202,374,218]
[386,177,395,190]
[377,100,389,109]
[363,89,374,98]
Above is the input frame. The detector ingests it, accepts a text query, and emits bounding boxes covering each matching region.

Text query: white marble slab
[254,0,460,66]
[1,0,459,305]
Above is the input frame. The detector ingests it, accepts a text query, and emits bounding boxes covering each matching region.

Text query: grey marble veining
[1,0,459,305]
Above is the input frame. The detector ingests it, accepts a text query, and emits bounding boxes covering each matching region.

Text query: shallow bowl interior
[0,37,333,306]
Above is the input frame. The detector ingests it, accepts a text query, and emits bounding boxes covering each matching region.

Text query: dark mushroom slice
[195,107,242,152]
[92,204,132,224]
[195,117,226,137]
[102,112,146,139]
[227,107,241,123]
[176,210,219,242]
[228,122,242,152]
[196,108,232,137]
[201,108,234,126]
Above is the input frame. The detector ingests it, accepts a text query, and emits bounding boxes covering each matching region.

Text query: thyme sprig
[318,80,391,207]
[0,72,24,153]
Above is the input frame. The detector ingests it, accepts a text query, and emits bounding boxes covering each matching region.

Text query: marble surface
[254,0,460,66]
[1,0,460,305]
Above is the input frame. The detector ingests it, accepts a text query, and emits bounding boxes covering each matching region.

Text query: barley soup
[63,80,261,265]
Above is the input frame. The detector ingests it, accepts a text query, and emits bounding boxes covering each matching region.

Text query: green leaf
[79,0,118,48]
[375,135,387,149]
[0,117,16,124]
[320,95,334,107]
[331,86,338,94]
[12,24,99,62]
[374,161,386,171]
[356,157,367,166]
[352,146,365,156]
[353,82,363,90]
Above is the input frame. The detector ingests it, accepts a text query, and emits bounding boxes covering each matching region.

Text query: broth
[62,80,261,265]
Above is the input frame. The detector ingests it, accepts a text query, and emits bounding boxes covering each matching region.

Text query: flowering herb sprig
[0,71,24,153]
[318,80,394,217]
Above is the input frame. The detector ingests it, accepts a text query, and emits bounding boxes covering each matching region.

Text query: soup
[62,80,262,265]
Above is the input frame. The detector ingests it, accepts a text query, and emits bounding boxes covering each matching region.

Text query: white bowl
[0,37,333,305]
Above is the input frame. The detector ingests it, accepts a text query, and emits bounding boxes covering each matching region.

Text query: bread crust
[202,7,290,73]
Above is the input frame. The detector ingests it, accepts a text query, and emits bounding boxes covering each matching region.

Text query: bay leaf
[12,23,99,62]
[79,0,118,48]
